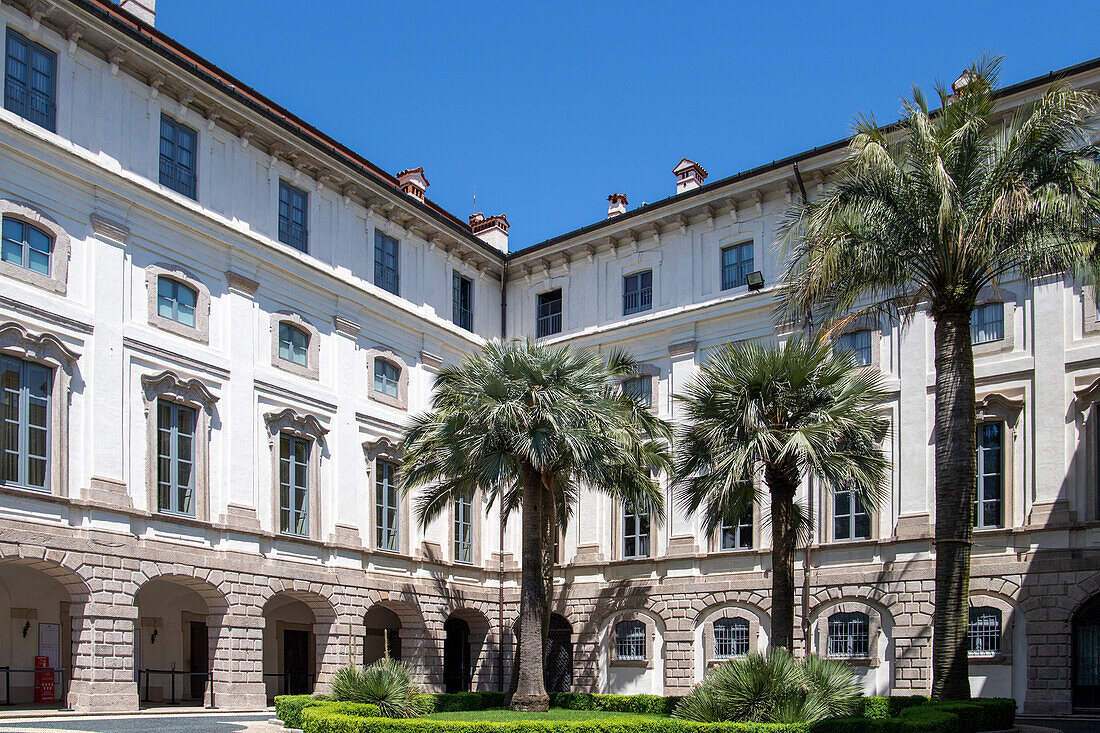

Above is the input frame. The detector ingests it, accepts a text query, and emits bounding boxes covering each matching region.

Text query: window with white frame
[278,181,309,253]
[375,231,400,295]
[834,330,872,366]
[834,486,871,541]
[622,376,652,409]
[827,611,869,659]
[720,509,753,550]
[623,270,653,315]
[0,354,51,491]
[156,400,196,516]
[967,606,1002,656]
[537,289,563,337]
[975,422,1004,529]
[454,491,473,564]
[615,620,646,660]
[156,277,197,328]
[375,459,400,552]
[4,30,56,132]
[2,216,52,276]
[452,272,473,331]
[971,302,1004,345]
[714,617,750,658]
[159,115,197,200]
[278,323,309,367]
[374,358,400,399]
[721,242,753,290]
[622,503,650,558]
[278,433,310,536]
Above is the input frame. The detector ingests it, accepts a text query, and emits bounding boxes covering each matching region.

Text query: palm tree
[778,56,1100,699]
[400,339,671,711]
[674,336,890,652]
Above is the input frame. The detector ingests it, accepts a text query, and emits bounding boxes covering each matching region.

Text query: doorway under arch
[364,605,402,664]
[545,614,573,693]
[443,617,470,693]
[1073,594,1100,710]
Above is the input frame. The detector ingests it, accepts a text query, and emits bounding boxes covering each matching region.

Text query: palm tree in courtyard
[674,336,890,652]
[779,56,1100,699]
[399,339,671,711]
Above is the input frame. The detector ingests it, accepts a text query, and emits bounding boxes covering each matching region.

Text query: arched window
[156,276,198,327]
[615,620,646,660]
[279,323,310,367]
[713,617,750,658]
[968,606,1002,656]
[1,217,52,275]
[827,611,869,659]
[374,358,400,398]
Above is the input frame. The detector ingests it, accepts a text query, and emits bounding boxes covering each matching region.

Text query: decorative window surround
[708,499,760,553]
[966,594,1016,665]
[825,483,880,543]
[270,311,319,380]
[613,499,654,561]
[1082,285,1100,336]
[141,370,218,521]
[145,263,210,342]
[829,315,882,372]
[618,363,661,415]
[607,611,655,668]
[449,489,481,566]
[264,408,327,539]
[0,321,77,498]
[1075,374,1100,522]
[0,200,70,294]
[974,391,1024,531]
[813,600,884,667]
[701,608,761,666]
[366,348,409,409]
[364,437,409,556]
[971,286,1017,357]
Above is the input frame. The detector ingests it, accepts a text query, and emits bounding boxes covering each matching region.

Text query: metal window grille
[971,302,1005,344]
[623,270,653,315]
[452,272,473,331]
[454,492,473,564]
[834,486,871,541]
[279,434,310,536]
[0,355,51,490]
[827,612,869,658]
[375,232,400,295]
[975,422,1003,529]
[1,216,52,276]
[156,400,196,516]
[4,31,56,131]
[622,504,650,558]
[968,607,1002,656]
[720,510,753,550]
[374,359,400,398]
[278,181,309,252]
[835,330,872,366]
[622,376,652,408]
[536,290,563,337]
[375,459,399,551]
[278,323,309,367]
[159,115,197,199]
[615,621,646,660]
[721,242,754,290]
[714,617,750,658]
[156,277,197,327]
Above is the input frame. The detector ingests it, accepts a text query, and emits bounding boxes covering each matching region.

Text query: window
[536,289,563,337]
[452,272,473,331]
[971,302,1004,345]
[623,270,653,315]
[375,232,400,295]
[156,277,197,328]
[278,323,309,367]
[0,355,51,490]
[622,376,652,409]
[278,434,310,536]
[278,181,309,252]
[156,400,195,516]
[835,330,872,367]
[827,612,869,659]
[375,459,399,552]
[721,242,753,290]
[2,216,51,276]
[454,492,473,564]
[615,620,646,660]
[622,503,650,559]
[834,486,871,540]
[4,30,56,131]
[968,606,1002,656]
[159,116,197,199]
[975,422,1003,529]
[720,510,753,550]
[374,358,400,399]
[714,617,750,658]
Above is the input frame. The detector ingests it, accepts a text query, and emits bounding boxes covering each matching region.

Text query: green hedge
[417,692,510,712]
[302,718,806,733]
[908,699,1015,733]
[275,695,330,728]
[549,693,682,715]
[857,696,929,719]
[811,697,1015,733]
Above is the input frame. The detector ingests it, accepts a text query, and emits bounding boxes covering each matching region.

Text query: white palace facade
[1,0,1100,717]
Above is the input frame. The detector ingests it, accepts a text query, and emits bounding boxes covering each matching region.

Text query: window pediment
[140,370,218,413]
[0,321,79,373]
[264,408,328,443]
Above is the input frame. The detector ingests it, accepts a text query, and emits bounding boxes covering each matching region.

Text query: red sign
[34,655,54,704]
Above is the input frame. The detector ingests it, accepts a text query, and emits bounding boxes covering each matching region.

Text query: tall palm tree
[779,56,1100,699]
[400,339,671,711]
[674,336,890,652]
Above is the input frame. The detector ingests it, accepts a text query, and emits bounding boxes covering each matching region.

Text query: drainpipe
[792,163,808,204]
[799,259,814,656]
[498,260,508,690]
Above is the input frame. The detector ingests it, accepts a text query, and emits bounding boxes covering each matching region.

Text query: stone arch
[692,600,770,682]
[808,595,894,696]
[966,589,1026,706]
[442,605,494,692]
[595,607,666,695]
[359,596,430,676]
[261,584,341,698]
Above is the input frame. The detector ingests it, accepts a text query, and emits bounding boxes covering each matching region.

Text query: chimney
[951,70,974,96]
[469,212,509,253]
[397,167,429,201]
[119,0,156,26]
[673,158,708,194]
[607,193,628,218]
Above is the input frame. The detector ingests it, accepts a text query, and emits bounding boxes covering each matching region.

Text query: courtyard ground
[0,712,279,732]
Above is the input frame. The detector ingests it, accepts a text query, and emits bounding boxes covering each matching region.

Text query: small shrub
[275,694,328,728]
[330,659,429,718]
[548,692,681,714]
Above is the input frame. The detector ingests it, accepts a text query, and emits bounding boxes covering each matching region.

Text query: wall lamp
[746,270,765,291]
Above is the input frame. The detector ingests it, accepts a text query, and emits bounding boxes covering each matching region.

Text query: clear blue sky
[159,1,1099,249]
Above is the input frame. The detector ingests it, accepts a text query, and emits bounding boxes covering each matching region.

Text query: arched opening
[364,605,402,664]
[1073,594,1100,710]
[134,576,224,706]
[545,614,573,693]
[443,617,471,693]
[263,593,328,702]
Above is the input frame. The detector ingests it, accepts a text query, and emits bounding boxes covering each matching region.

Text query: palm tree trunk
[511,465,550,711]
[931,309,975,701]
[766,459,800,651]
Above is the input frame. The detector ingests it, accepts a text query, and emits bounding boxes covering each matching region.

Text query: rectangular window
[279,434,310,536]
[454,492,473,564]
[967,607,1002,656]
[834,486,871,540]
[156,400,196,516]
[374,358,400,398]
[278,323,309,367]
[0,355,50,490]
[835,330,872,367]
[1,217,52,276]
[721,242,754,291]
[278,181,309,253]
[536,289,563,338]
[975,422,1003,529]
[159,115,198,199]
[452,272,473,331]
[622,376,652,409]
[156,277,197,327]
[615,620,646,660]
[622,503,650,559]
[827,612,869,659]
[714,618,750,658]
[375,459,399,552]
[374,232,400,295]
[720,509,753,550]
[971,302,1005,345]
[623,270,653,316]
[4,30,56,132]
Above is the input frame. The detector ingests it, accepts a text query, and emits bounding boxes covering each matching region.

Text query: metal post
[169,662,176,705]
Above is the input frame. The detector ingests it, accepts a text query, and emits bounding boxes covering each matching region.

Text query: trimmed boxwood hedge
[274,696,381,728]
[301,718,808,733]
[550,693,683,715]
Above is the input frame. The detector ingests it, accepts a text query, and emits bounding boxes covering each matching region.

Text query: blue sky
[160,1,1099,249]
